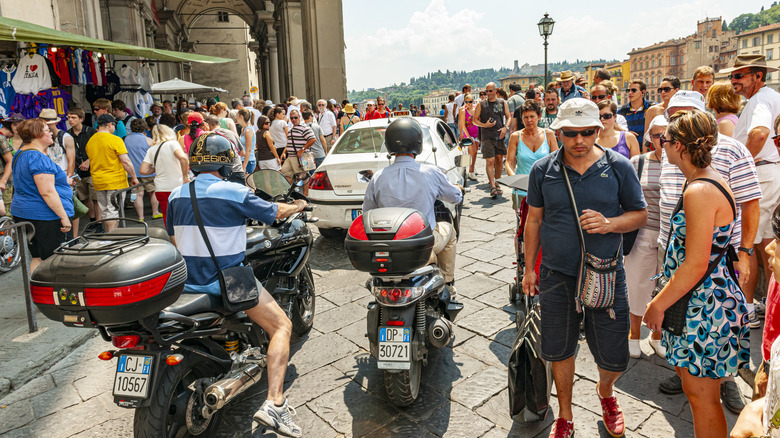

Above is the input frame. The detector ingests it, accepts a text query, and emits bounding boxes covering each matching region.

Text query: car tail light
[348,215,368,240]
[310,171,333,190]
[394,212,426,240]
[112,335,141,349]
[84,272,172,306]
[31,285,55,304]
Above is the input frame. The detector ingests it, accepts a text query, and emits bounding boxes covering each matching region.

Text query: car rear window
[331,126,432,154]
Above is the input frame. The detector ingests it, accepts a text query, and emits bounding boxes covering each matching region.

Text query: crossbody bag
[561,148,621,319]
[189,182,259,312]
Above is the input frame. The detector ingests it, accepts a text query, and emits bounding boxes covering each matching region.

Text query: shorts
[137,177,156,193]
[246,161,257,175]
[755,162,780,243]
[75,176,96,201]
[481,138,507,158]
[624,227,661,316]
[96,190,125,219]
[13,216,72,260]
[280,156,303,178]
[538,264,630,372]
[257,158,281,171]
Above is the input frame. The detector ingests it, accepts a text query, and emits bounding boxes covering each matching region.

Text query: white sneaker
[748,310,762,329]
[253,399,302,438]
[755,301,766,319]
[467,172,478,181]
[629,339,641,358]
[650,339,666,358]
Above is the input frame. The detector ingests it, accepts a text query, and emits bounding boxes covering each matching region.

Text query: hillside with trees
[724,2,780,33]
[348,59,618,108]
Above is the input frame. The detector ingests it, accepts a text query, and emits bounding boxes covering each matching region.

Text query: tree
[722,20,728,31]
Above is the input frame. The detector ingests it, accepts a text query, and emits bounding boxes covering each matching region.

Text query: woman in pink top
[179,112,207,154]
[458,93,479,180]
[707,81,740,137]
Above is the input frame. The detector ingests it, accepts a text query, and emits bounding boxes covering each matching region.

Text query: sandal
[490,186,498,198]
[496,185,503,195]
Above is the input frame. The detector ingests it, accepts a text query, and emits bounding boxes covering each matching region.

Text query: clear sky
[342,0,772,91]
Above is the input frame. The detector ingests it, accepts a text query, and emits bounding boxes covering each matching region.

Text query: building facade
[422,90,455,113]
[736,22,780,89]
[498,74,543,93]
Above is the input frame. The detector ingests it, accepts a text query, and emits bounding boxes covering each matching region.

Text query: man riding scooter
[166,132,307,437]
[362,118,463,296]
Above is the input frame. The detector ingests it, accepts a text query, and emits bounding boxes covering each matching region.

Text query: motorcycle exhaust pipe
[204,363,264,410]
[428,317,453,350]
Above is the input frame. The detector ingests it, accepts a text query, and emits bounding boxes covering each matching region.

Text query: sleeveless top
[240,126,256,163]
[514,130,551,197]
[610,131,630,159]
[255,129,275,161]
[464,108,479,139]
[716,113,738,126]
[181,128,205,154]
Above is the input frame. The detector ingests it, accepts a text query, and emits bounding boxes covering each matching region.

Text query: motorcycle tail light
[373,286,424,306]
[309,171,333,191]
[112,335,142,349]
[31,285,55,304]
[348,215,368,240]
[85,272,172,306]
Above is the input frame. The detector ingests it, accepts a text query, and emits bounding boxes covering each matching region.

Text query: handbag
[623,154,646,255]
[189,182,259,313]
[508,295,551,420]
[654,178,738,336]
[561,148,621,318]
[72,192,88,219]
[299,149,316,171]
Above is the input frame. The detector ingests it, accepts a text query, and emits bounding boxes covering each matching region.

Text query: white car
[309,117,468,238]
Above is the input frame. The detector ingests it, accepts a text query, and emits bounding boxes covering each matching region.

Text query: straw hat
[558,70,575,82]
[721,54,779,74]
[344,103,356,114]
[38,108,60,124]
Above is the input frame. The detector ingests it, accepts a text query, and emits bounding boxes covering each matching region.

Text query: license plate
[352,209,362,220]
[378,327,411,369]
[113,355,154,399]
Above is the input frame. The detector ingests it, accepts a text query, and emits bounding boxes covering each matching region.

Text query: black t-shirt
[67,125,97,178]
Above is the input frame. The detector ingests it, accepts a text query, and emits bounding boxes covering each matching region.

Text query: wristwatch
[738,246,755,256]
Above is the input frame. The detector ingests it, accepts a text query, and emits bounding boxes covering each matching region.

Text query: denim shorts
[538,264,630,372]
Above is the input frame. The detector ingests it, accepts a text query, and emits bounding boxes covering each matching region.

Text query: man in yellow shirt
[85,114,138,231]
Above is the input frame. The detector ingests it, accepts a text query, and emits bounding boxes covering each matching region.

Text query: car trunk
[322,153,390,196]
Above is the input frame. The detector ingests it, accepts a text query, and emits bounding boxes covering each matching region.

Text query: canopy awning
[0,17,237,64]
[151,78,228,94]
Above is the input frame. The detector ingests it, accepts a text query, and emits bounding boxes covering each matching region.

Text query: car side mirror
[454,154,472,168]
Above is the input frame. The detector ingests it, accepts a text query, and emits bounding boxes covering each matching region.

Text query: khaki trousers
[428,221,456,283]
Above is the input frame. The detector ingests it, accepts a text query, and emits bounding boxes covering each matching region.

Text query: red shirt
[763,273,780,360]
[364,109,389,120]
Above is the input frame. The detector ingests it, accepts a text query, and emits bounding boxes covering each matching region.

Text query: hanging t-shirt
[134,90,153,118]
[138,65,154,91]
[92,53,102,86]
[66,48,78,85]
[99,57,107,85]
[74,49,86,85]
[118,65,137,86]
[0,65,16,118]
[11,53,52,94]
[48,48,71,87]
[36,88,72,131]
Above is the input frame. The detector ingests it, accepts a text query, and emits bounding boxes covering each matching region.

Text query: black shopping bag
[508,296,551,420]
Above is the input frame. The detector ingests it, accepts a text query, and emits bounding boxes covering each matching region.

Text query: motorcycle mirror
[460,138,473,147]
[293,172,311,187]
[454,154,472,168]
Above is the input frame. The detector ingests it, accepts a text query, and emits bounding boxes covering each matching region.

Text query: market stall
[151,78,228,95]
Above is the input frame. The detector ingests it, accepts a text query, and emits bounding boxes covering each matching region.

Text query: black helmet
[189,132,235,177]
[385,118,423,156]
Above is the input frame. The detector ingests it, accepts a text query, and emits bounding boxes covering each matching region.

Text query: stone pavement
[0,162,766,437]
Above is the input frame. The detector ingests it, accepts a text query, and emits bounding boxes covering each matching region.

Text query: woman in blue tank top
[504,100,558,209]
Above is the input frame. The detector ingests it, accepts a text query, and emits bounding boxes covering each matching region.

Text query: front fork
[366,301,428,366]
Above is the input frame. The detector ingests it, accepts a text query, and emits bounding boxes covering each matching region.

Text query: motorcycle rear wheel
[291,264,315,336]
[383,358,421,407]
[134,353,222,438]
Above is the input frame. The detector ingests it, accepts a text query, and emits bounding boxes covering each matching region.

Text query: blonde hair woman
[706,81,741,137]
[140,124,190,224]
[209,102,238,136]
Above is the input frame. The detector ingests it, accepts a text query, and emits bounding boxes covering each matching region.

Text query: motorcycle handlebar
[303,206,313,212]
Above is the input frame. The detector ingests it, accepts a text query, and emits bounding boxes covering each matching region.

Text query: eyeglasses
[465,100,474,103]
[659,137,675,147]
[599,113,614,120]
[590,94,607,101]
[650,133,665,141]
[657,87,674,93]
[729,72,755,80]
[560,129,597,138]
[625,88,640,93]
[317,104,325,106]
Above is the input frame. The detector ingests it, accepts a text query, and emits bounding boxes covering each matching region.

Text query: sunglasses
[590,94,607,101]
[317,104,325,106]
[560,129,597,138]
[599,113,614,120]
[773,134,780,147]
[659,137,675,147]
[729,72,754,80]
[465,100,474,103]
[264,121,271,125]
[625,88,640,93]
[658,86,674,93]
[290,116,299,120]
[649,133,665,141]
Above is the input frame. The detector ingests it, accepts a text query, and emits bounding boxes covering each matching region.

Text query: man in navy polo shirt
[522,98,647,438]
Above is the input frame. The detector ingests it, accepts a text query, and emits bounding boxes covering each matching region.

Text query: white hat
[265,100,274,106]
[645,115,669,145]
[367,100,376,105]
[328,98,338,105]
[549,98,603,130]
[665,90,705,119]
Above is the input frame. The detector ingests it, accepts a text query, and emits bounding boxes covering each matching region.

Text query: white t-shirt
[47,132,72,172]
[142,140,184,192]
[734,86,780,163]
[138,65,154,91]
[270,119,287,149]
[134,91,154,118]
[12,54,52,94]
[446,102,456,124]
[118,66,137,86]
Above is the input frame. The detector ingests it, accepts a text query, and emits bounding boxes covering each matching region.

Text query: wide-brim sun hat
[720,54,779,74]
[343,103,356,114]
[38,108,61,124]
[558,70,574,82]
[549,98,603,130]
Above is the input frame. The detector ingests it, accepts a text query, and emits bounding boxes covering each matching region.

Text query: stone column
[268,37,281,103]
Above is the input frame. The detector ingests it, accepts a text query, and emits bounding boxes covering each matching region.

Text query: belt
[755,160,779,166]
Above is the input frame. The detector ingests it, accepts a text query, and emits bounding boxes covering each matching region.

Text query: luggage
[508,295,552,421]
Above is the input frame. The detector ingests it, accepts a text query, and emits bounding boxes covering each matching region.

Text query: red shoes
[597,382,625,437]
[549,418,575,438]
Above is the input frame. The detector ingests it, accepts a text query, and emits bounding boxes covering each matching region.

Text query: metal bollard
[2,220,37,332]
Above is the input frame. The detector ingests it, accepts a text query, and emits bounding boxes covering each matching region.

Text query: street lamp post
[538,13,555,89]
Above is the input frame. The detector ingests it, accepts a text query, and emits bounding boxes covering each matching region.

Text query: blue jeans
[538,264,630,372]
[246,161,256,174]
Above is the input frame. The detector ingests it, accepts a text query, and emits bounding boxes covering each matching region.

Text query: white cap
[265,100,274,106]
[549,98,603,130]
[665,90,706,119]
[329,98,338,105]
[367,100,376,105]
[645,115,669,145]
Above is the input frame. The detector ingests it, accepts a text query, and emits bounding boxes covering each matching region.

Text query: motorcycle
[30,174,316,437]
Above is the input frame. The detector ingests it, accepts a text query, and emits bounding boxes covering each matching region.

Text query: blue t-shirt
[526,146,646,276]
[93,118,128,138]
[125,132,154,177]
[166,174,278,295]
[11,149,75,220]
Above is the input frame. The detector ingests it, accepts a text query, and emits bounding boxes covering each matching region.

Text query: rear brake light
[112,335,141,349]
[348,216,368,240]
[31,285,54,304]
[386,320,404,326]
[85,272,172,306]
[309,171,333,190]
[394,212,426,240]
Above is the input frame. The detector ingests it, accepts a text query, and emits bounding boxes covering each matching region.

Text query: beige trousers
[428,221,456,283]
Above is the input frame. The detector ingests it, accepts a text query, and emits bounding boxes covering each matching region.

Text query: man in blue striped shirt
[618,80,654,145]
[167,133,306,437]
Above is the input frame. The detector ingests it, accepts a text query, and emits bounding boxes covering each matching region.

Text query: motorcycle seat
[164,293,224,316]
[107,226,172,243]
